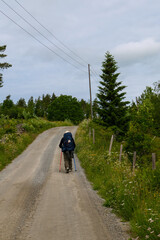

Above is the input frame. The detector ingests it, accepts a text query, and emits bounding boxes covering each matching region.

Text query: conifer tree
[0,45,12,87]
[97,52,129,134]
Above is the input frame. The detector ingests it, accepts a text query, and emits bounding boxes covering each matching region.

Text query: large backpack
[62,132,75,152]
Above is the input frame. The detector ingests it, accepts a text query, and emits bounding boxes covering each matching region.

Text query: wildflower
[145,235,149,239]
[148,218,154,223]
[157,234,160,237]
[147,227,151,231]
[150,231,154,234]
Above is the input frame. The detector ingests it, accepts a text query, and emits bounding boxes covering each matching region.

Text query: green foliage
[0,45,12,87]
[96,52,129,135]
[0,93,88,125]
[47,95,84,124]
[0,95,23,119]
[22,110,33,120]
[16,98,27,108]
[124,121,153,164]
[27,96,35,117]
[76,120,160,240]
[0,117,73,171]
[34,93,55,118]
[80,99,90,118]
[125,82,160,165]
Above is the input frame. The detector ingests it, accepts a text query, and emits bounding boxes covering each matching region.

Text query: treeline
[0,93,91,124]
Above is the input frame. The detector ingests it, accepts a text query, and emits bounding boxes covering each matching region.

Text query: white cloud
[112,38,160,66]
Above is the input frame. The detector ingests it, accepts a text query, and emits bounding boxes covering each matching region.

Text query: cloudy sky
[0,0,160,103]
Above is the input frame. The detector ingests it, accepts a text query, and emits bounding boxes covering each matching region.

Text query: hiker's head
[65,131,70,134]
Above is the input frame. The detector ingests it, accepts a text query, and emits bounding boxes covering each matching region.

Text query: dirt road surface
[0,126,130,240]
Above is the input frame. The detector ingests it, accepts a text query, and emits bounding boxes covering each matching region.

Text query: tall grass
[76,120,160,240]
[0,117,73,171]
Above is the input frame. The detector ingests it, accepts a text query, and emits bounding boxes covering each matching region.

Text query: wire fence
[89,128,157,171]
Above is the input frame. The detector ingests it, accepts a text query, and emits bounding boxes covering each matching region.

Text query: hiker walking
[59,131,76,173]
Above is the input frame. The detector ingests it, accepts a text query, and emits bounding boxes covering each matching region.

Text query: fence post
[109,135,114,155]
[119,144,123,162]
[89,128,91,139]
[133,151,136,174]
[152,153,156,170]
[92,129,95,144]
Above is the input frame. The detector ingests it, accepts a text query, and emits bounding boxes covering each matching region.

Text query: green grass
[76,120,160,240]
[0,117,73,171]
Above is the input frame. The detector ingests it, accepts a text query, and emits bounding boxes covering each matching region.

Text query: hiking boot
[66,167,69,173]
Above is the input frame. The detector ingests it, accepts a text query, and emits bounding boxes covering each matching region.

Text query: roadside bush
[124,121,154,165]
[0,118,73,171]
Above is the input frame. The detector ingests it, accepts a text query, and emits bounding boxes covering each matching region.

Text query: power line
[90,66,100,83]
[91,69,99,79]
[1,1,101,83]
[1,0,87,71]
[0,9,87,73]
[14,0,89,66]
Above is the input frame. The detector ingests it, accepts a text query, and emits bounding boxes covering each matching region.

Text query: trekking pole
[73,155,77,171]
[59,151,62,172]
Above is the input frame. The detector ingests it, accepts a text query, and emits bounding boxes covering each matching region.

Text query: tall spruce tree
[0,45,12,87]
[97,51,129,134]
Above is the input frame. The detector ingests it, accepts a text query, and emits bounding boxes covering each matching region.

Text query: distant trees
[96,52,129,135]
[16,98,27,108]
[79,99,90,119]
[0,93,87,124]
[0,45,12,87]
[1,95,18,118]
[47,95,84,124]
[27,97,35,117]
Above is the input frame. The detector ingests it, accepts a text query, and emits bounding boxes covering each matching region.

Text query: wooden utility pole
[88,64,93,119]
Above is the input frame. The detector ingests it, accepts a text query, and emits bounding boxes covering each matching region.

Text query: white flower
[145,235,149,239]
[148,218,154,223]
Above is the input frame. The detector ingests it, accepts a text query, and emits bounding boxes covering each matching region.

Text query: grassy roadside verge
[76,120,160,240]
[0,117,72,171]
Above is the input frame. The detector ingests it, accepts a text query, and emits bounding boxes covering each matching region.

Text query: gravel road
[0,126,130,240]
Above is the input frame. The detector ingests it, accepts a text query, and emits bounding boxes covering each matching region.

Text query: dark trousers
[63,151,72,170]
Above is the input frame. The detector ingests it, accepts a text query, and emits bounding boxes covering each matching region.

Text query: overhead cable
[14,0,89,66]
[0,9,87,73]
[1,0,87,71]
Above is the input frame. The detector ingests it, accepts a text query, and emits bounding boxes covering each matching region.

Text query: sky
[0,0,160,104]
